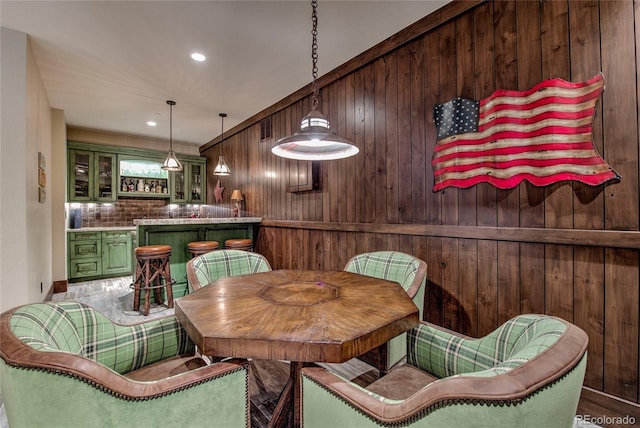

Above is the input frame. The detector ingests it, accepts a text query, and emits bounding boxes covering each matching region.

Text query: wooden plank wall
[201,0,640,404]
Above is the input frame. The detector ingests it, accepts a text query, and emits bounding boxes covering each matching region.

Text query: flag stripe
[434,147,602,168]
[434,133,592,158]
[434,156,615,176]
[432,73,619,191]
[438,170,617,190]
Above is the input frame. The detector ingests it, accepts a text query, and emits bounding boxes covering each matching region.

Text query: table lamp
[231,190,243,217]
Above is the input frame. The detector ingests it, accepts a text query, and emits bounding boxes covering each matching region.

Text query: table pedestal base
[268,362,303,428]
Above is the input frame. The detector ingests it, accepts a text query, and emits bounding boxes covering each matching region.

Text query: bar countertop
[133,217,262,226]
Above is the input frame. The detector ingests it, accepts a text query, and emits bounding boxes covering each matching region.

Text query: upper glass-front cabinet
[68,150,116,202]
[170,160,205,204]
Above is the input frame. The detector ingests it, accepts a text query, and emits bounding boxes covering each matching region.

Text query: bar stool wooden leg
[133,261,142,312]
[131,245,174,316]
[162,260,174,309]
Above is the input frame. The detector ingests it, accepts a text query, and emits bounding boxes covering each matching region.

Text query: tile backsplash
[68,199,236,228]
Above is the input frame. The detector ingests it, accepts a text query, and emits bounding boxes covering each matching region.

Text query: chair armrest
[1,312,247,399]
[3,335,248,399]
[303,321,588,425]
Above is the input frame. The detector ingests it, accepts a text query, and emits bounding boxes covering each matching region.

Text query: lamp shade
[213,156,231,176]
[231,190,243,201]
[271,110,359,161]
[162,149,183,171]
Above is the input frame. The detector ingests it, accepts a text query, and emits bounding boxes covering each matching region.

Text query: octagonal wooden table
[174,269,419,428]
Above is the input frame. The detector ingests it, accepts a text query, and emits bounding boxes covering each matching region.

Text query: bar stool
[224,238,253,251]
[187,241,220,258]
[131,245,175,316]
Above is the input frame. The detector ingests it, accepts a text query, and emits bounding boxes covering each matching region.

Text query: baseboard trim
[53,280,68,293]
[578,386,639,426]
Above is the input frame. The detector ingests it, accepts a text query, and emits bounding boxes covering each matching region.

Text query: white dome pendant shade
[271,110,359,160]
[271,0,358,161]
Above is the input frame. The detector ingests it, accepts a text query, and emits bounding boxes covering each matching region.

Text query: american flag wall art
[431,73,619,192]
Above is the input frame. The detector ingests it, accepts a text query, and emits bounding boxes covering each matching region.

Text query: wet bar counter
[134,217,262,297]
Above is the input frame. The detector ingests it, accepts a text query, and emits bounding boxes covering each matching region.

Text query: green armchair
[186,249,272,292]
[0,301,250,428]
[344,251,427,372]
[302,314,588,428]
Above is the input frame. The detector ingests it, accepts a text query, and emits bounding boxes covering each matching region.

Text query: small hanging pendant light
[213,113,231,176]
[271,0,359,161]
[162,100,183,171]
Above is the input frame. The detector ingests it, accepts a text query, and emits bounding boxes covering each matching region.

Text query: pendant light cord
[311,0,319,111]
[219,113,227,155]
[169,102,173,149]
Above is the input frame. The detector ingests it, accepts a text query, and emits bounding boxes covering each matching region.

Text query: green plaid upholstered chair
[186,248,272,292]
[302,314,588,428]
[0,301,250,428]
[344,251,427,372]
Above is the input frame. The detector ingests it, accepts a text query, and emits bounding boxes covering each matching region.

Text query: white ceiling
[2,0,449,146]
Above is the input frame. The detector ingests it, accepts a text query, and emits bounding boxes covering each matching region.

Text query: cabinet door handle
[77,247,97,255]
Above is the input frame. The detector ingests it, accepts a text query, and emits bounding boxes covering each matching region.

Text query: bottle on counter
[137,179,144,192]
[128,179,135,192]
[121,177,128,192]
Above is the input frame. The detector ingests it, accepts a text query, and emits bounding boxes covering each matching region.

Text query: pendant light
[161,100,183,171]
[271,0,359,161]
[213,113,231,176]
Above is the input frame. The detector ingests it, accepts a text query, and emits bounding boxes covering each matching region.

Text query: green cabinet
[102,231,133,275]
[67,141,207,204]
[68,230,133,282]
[68,150,117,202]
[170,160,206,204]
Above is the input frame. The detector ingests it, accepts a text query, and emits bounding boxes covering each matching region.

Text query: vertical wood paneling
[574,246,605,389]
[473,2,499,335]
[374,57,387,223]
[600,0,640,403]
[385,51,399,224]
[328,82,340,223]
[397,44,412,224]
[456,12,477,228]
[569,0,606,392]
[363,63,376,223]
[604,249,639,402]
[541,0,574,322]
[515,0,545,317]
[493,0,520,325]
[344,73,357,224]
[353,68,366,223]
[410,38,427,224]
[438,21,459,227]
[207,0,640,405]
[424,31,441,225]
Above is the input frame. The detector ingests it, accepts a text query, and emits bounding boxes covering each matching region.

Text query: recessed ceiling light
[147,121,157,127]
[191,52,206,62]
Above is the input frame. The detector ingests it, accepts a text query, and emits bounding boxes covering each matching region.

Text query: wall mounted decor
[214,178,224,203]
[38,152,46,203]
[432,73,619,191]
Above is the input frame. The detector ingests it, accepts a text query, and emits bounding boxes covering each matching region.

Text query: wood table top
[175,269,419,363]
